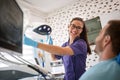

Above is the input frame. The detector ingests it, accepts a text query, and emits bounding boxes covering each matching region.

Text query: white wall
[100,10,120,27]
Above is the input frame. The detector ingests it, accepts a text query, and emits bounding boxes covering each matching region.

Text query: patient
[79,20,120,80]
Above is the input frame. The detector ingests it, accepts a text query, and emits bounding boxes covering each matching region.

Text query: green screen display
[85,16,102,45]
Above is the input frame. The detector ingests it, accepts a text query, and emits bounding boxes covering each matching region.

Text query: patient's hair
[105,20,120,55]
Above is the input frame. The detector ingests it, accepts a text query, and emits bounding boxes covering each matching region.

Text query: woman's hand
[24,35,38,47]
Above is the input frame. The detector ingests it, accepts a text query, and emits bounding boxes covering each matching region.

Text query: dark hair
[105,20,120,55]
[70,17,91,55]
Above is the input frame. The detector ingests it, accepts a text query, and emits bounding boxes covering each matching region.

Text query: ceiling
[17,0,77,14]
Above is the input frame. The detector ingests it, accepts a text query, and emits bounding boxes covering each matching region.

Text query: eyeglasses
[70,24,83,30]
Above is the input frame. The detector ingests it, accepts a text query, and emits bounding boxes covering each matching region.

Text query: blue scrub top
[80,57,120,80]
[55,38,87,80]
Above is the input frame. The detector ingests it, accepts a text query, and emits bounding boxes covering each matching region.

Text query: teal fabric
[80,57,120,80]
[24,35,38,48]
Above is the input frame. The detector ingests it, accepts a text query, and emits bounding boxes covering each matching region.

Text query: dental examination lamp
[33,24,52,35]
[33,24,53,67]
[24,24,54,79]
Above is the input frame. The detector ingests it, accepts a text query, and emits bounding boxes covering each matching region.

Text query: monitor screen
[0,0,23,55]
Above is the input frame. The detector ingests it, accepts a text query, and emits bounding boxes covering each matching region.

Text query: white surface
[50,60,65,75]
[100,10,120,27]
[17,0,78,14]
[51,66,65,75]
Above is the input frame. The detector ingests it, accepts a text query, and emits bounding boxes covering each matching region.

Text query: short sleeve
[70,39,87,55]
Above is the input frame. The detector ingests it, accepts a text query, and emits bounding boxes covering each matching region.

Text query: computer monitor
[0,0,23,56]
